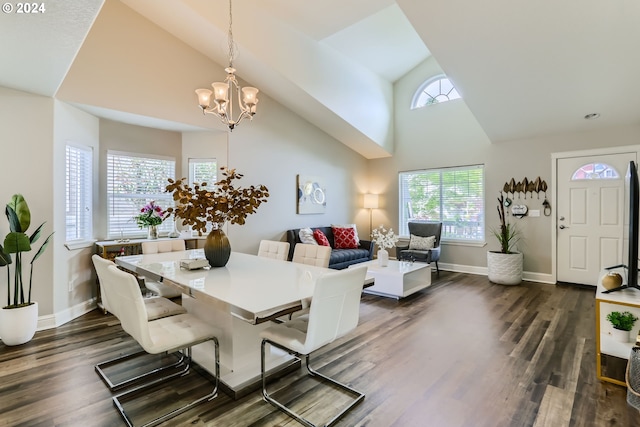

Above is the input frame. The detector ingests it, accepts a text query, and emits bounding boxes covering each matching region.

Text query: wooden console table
[596,268,640,386]
[95,236,205,261]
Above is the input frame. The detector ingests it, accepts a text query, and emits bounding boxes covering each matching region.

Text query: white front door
[557,153,636,285]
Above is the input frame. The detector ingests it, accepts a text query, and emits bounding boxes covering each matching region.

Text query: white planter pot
[487,251,523,285]
[0,301,38,346]
[611,328,631,343]
[378,249,389,267]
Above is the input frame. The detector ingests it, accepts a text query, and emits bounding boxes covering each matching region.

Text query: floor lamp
[363,194,379,236]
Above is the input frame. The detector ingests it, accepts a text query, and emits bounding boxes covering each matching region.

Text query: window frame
[65,143,93,249]
[398,164,485,244]
[106,150,176,239]
[411,74,461,109]
[188,158,217,189]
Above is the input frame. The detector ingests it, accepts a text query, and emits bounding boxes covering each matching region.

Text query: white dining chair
[258,240,290,261]
[140,240,186,298]
[290,244,332,318]
[104,264,219,427]
[92,255,186,321]
[292,243,331,268]
[260,265,367,427]
[92,255,188,391]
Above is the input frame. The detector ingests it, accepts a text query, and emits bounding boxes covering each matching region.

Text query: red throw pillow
[332,227,359,249]
[313,229,331,246]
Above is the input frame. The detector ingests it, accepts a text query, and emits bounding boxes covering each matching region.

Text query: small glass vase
[148,225,158,240]
[168,219,180,238]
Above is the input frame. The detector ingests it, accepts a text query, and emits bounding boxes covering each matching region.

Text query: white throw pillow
[331,223,359,244]
[299,227,318,245]
[408,234,436,250]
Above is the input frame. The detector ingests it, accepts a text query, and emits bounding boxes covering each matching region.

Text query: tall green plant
[0,194,54,308]
[491,194,520,254]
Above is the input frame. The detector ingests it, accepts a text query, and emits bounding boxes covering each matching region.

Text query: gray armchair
[396,222,442,276]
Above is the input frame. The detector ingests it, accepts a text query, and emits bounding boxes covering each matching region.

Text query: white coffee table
[352,259,432,299]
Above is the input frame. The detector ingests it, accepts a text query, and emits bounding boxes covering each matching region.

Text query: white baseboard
[438,262,555,284]
[37,298,98,331]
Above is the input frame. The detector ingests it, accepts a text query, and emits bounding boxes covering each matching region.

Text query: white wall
[0,87,55,315]
[52,100,100,324]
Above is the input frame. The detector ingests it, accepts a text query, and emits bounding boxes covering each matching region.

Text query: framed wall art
[297,175,326,214]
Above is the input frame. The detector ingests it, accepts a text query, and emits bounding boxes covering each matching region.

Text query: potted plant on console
[487,194,523,285]
[606,311,638,342]
[165,167,269,267]
[0,194,54,345]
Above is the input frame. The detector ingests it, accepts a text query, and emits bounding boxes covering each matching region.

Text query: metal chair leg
[95,350,187,391]
[261,339,364,427]
[113,337,220,427]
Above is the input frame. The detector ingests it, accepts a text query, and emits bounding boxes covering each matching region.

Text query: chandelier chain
[227,0,236,67]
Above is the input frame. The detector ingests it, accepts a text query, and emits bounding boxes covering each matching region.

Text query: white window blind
[188,158,217,189]
[399,165,484,242]
[65,144,93,242]
[107,151,175,238]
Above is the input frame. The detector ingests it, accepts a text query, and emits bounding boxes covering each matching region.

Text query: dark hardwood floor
[1,272,638,426]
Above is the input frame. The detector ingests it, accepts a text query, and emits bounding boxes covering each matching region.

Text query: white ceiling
[2,0,639,153]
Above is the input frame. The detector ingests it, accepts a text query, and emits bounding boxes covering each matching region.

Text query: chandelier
[195,0,259,131]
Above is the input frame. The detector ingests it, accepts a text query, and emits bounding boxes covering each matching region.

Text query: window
[411,75,461,109]
[65,144,93,243]
[107,151,175,238]
[189,158,217,189]
[571,163,620,180]
[399,165,484,242]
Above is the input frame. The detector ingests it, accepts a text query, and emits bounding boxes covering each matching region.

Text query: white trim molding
[36,298,97,331]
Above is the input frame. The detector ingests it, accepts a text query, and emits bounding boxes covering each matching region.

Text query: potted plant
[606,311,638,342]
[0,194,54,345]
[487,193,523,285]
[134,200,166,240]
[165,167,269,267]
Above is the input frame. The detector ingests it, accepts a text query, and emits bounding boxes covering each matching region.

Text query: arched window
[571,163,620,180]
[411,75,461,109]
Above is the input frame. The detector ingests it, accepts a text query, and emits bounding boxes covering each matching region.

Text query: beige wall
[181,92,370,256]
[52,100,100,322]
[371,56,640,280]
[97,119,182,240]
[0,87,55,315]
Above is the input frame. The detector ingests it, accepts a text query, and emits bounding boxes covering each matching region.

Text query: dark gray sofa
[285,226,374,269]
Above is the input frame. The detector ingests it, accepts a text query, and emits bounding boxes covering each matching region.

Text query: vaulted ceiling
[2,0,639,158]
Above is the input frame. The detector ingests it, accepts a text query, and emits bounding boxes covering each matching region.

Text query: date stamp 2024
[2,3,46,14]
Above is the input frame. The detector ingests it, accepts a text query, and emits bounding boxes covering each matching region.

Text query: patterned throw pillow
[408,234,436,250]
[331,223,360,244]
[332,227,359,249]
[299,227,318,245]
[313,229,331,246]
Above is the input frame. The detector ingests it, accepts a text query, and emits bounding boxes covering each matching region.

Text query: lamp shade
[363,194,379,209]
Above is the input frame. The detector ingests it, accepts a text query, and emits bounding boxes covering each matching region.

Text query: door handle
[559,225,569,229]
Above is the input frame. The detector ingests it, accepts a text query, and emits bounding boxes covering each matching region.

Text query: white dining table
[115,249,332,398]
